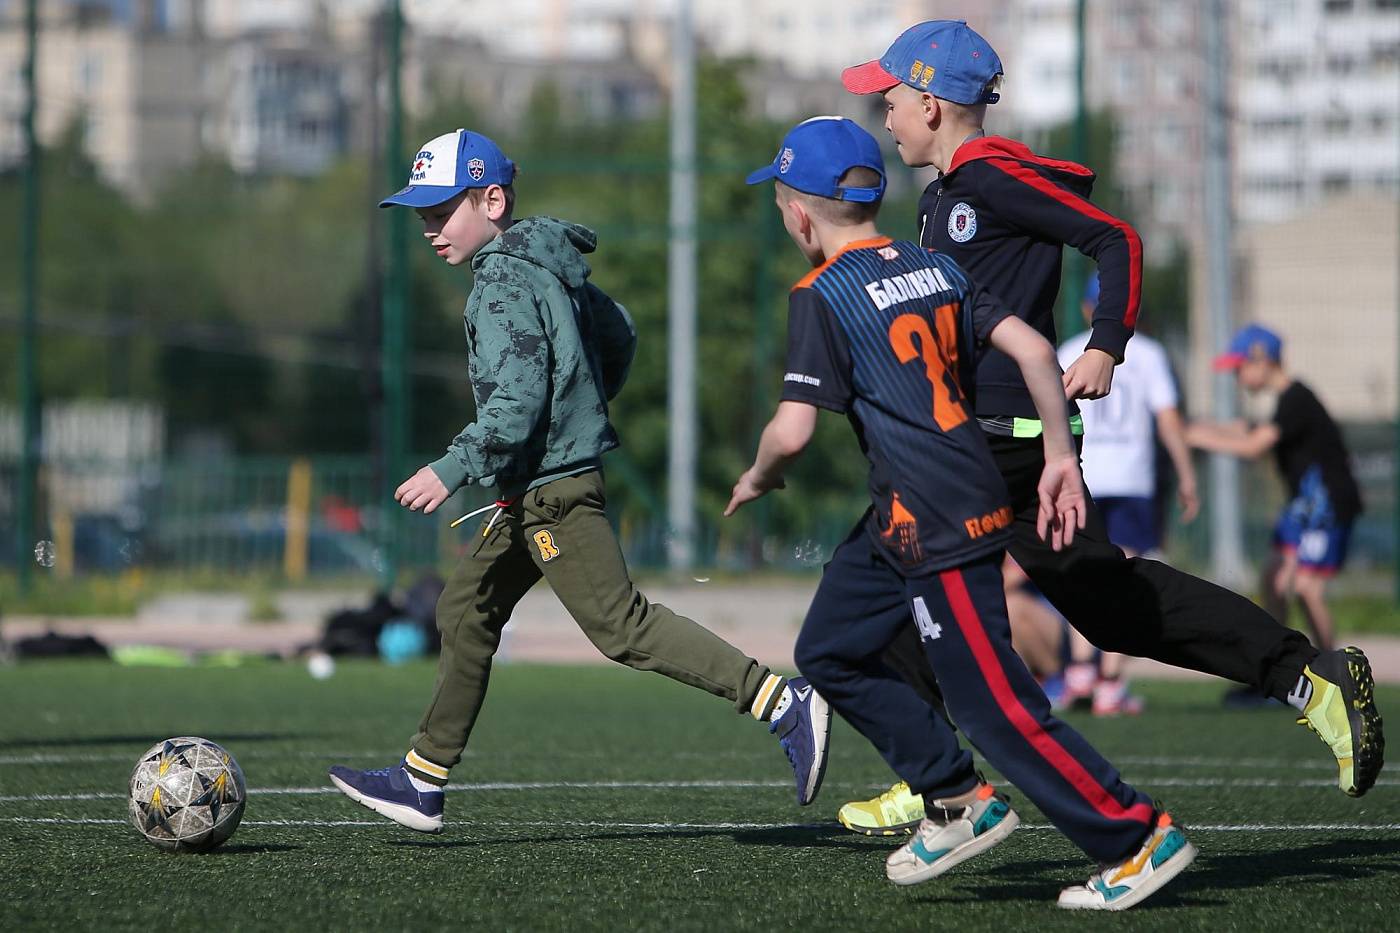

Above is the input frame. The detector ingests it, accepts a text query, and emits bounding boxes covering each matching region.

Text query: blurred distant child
[728,115,1194,911]
[329,128,830,832]
[1053,273,1200,715]
[1188,324,1364,653]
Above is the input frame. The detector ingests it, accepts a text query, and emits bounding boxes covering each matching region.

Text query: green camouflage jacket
[429,216,637,497]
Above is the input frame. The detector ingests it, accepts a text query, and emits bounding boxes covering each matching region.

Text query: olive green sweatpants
[410,470,773,770]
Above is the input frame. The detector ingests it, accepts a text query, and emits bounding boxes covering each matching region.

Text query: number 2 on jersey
[888,305,968,432]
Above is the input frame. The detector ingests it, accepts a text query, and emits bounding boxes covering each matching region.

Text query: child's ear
[486,185,509,221]
[790,201,813,239]
[923,93,940,129]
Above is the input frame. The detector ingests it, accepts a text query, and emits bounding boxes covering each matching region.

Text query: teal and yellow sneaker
[838,781,924,836]
[1296,647,1385,797]
[884,780,1019,885]
[1057,812,1196,911]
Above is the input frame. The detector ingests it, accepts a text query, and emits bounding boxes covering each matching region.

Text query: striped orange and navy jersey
[780,236,1015,574]
[918,136,1142,421]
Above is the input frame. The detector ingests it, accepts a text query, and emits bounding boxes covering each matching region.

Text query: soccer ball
[127,737,246,853]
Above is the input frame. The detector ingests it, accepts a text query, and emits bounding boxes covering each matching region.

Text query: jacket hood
[473,216,596,289]
[947,136,1096,195]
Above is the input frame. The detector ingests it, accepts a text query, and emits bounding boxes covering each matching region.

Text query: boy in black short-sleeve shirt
[727,115,1195,911]
[1188,324,1363,652]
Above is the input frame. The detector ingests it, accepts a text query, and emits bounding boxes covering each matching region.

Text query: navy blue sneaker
[770,677,831,806]
[328,760,444,832]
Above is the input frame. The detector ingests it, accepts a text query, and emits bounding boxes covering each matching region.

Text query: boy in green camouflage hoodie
[330,129,831,832]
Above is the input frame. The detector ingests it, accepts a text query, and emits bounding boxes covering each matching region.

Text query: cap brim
[841,60,900,95]
[378,184,466,209]
[745,165,777,186]
[1212,353,1245,371]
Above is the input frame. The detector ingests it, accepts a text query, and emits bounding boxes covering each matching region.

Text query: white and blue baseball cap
[842,20,1002,105]
[379,129,516,209]
[745,116,887,203]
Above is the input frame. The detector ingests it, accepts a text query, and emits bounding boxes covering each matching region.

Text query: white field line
[0,750,402,766]
[0,751,1342,769]
[5,816,1400,833]
[2,775,1395,805]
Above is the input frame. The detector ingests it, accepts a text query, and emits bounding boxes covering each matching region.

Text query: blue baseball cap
[379,129,516,209]
[745,116,887,203]
[842,20,1002,105]
[1083,272,1101,306]
[1213,324,1283,371]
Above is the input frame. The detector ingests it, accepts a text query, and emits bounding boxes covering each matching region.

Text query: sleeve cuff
[1085,320,1132,364]
[429,452,471,494]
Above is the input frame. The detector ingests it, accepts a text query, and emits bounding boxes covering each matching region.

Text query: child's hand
[724,469,785,516]
[1035,456,1087,551]
[396,466,450,514]
[1062,348,1116,400]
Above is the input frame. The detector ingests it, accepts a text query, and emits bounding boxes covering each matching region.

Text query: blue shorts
[1273,512,1352,576]
[1094,496,1160,555]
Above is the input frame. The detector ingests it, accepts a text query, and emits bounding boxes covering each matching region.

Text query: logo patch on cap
[411,150,433,182]
[467,158,486,182]
[948,202,978,243]
[778,147,794,174]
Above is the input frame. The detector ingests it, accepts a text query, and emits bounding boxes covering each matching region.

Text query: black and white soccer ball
[127,736,246,853]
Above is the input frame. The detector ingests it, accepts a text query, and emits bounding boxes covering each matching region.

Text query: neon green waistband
[1011,413,1085,438]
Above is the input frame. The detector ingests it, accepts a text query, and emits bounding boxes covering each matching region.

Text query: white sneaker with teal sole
[1057,812,1196,911]
[885,780,1019,885]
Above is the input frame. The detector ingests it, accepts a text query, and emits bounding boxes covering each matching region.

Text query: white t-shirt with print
[1057,330,1179,499]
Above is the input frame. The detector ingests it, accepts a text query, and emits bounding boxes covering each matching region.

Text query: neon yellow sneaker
[1296,647,1385,797]
[838,781,925,836]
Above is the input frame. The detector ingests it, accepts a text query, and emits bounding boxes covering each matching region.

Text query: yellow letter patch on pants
[533,530,560,561]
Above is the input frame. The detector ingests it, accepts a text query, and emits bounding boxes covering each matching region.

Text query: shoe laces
[878,782,911,804]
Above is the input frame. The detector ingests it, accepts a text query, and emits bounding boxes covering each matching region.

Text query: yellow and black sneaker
[1295,647,1385,798]
[838,781,925,836]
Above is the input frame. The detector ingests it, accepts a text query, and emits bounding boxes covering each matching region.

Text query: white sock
[406,771,441,793]
[1287,672,1315,712]
[769,685,794,722]
[750,673,787,721]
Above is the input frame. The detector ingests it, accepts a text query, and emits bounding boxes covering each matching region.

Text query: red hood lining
[946,136,1095,179]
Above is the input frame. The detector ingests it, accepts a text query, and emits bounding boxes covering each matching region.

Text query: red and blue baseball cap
[842,20,1003,105]
[1213,323,1283,371]
[745,116,887,203]
[379,129,516,209]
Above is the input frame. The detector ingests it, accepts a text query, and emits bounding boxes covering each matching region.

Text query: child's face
[882,84,935,168]
[415,190,500,265]
[1236,357,1272,391]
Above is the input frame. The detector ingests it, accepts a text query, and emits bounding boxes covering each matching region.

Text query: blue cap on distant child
[1213,323,1283,371]
[842,20,1003,105]
[745,116,887,203]
[1083,272,1101,306]
[380,129,516,209]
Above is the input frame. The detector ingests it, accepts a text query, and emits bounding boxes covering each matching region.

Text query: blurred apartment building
[1,0,1395,413]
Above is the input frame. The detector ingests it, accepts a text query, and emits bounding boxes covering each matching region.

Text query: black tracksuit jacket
[916,136,1143,420]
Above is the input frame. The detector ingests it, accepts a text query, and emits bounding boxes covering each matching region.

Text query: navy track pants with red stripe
[795,526,1154,863]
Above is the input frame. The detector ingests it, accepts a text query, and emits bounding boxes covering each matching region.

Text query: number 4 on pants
[912,596,942,641]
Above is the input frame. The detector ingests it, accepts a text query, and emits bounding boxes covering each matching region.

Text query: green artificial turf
[1,660,1397,932]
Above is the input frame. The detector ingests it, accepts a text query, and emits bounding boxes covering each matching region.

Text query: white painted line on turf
[0,750,402,766]
[6,816,1400,833]
[3,775,1395,805]
[0,751,1345,769]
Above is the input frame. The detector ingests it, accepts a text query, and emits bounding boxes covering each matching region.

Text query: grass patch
[1,661,1397,931]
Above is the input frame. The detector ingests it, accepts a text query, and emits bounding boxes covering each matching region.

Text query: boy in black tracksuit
[834,21,1382,833]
